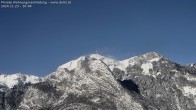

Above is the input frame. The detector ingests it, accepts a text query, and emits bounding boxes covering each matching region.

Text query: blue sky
[0,0,196,76]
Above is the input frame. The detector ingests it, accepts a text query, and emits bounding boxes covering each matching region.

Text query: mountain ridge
[0,52,196,110]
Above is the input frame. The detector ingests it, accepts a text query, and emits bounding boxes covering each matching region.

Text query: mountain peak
[57,52,165,72]
[89,53,114,61]
[89,53,105,59]
[142,52,163,59]
[0,73,40,88]
[58,54,115,71]
[58,56,86,71]
[1,52,196,110]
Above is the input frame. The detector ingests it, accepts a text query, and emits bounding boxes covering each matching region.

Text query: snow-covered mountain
[1,52,196,110]
[0,73,41,88]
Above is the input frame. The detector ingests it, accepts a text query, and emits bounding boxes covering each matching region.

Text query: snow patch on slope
[119,52,161,69]
[183,86,196,96]
[141,62,153,75]
[58,56,86,71]
[120,58,136,68]
[0,73,40,88]
[90,54,126,71]
[149,58,160,62]
[185,73,196,81]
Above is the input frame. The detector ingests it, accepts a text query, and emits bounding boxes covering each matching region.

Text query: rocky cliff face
[0,52,196,110]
